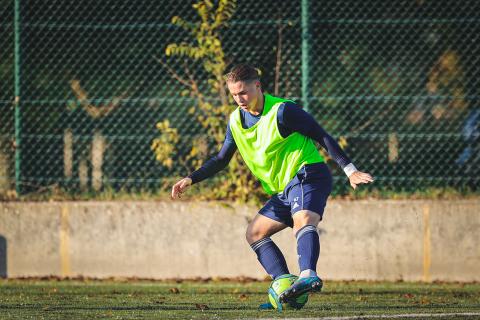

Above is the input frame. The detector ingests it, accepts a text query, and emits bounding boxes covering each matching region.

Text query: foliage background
[0,0,479,201]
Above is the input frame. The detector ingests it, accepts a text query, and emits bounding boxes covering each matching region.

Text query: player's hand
[348,171,374,190]
[171,177,192,200]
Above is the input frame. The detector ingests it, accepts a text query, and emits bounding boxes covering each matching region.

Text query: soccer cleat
[258,302,275,310]
[278,276,323,303]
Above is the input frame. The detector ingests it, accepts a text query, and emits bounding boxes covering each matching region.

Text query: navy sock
[250,238,289,279]
[296,225,320,273]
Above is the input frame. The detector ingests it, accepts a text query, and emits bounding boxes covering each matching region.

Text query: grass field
[0,279,479,319]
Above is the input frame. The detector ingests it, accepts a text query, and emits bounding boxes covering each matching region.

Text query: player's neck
[248,93,264,116]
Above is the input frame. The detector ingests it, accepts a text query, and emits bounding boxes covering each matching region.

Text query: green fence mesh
[0,0,479,198]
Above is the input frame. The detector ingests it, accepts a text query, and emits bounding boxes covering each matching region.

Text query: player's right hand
[171,177,192,200]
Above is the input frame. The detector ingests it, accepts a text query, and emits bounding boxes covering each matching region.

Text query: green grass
[0,279,479,319]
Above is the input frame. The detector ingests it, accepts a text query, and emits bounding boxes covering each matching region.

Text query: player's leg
[278,210,323,303]
[252,196,297,309]
[279,163,332,302]
[246,213,290,280]
[293,209,322,279]
[248,192,296,280]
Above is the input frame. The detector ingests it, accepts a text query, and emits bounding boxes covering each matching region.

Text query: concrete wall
[0,200,478,281]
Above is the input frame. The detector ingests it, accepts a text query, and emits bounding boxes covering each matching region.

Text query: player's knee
[292,210,321,234]
[245,225,266,245]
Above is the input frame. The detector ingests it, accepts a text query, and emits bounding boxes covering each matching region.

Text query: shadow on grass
[0,303,260,312]
[2,302,479,313]
[305,304,480,312]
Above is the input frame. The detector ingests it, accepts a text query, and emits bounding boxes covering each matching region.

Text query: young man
[171,64,373,304]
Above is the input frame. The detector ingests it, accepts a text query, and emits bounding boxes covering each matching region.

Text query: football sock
[296,225,320,276]
[299,269,317,278]
[250,237,289,279]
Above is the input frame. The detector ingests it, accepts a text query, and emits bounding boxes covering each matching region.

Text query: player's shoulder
[229,106,241,119]
[265,94,299,109]
[265,93,295,103]
[280,101,301,109]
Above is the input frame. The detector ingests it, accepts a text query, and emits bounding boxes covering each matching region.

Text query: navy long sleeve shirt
[189,101,352,184]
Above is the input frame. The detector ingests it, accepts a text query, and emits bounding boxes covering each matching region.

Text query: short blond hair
[224,64,260,83]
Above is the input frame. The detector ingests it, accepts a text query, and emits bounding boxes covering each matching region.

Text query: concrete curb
[0,200,479,281]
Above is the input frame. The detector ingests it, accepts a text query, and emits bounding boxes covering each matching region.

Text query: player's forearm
[187,135,236,184]
[304,127,358,176]
[321,133,353,169]
[188,123,238,184]
[307,127,358,177]
[188,156,230,184]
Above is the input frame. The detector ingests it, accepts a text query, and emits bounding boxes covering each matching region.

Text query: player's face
[227,80,261,112]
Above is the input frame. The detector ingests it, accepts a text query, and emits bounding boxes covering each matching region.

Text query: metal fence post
[14,0,22,195]
[301,0,311,112]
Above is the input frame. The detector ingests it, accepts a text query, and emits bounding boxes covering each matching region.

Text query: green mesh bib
[229,94,324,194]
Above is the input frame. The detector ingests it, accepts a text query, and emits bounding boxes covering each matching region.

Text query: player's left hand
[348,171,374,189]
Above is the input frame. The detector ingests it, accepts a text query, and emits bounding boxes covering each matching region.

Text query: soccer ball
[268,274,308,311]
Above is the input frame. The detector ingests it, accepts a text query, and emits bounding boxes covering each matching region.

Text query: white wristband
[343,163,358,177]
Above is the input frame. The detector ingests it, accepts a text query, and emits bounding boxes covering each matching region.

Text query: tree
[152,0,265,203]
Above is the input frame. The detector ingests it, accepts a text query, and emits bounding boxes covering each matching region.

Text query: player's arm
[278,102,374,189]
[171,124,237,199]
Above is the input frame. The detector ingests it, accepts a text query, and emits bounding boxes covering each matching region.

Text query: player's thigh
[246,214,289,244]
[288,164,332,234]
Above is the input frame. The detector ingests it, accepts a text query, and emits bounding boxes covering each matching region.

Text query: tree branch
[153,55,194,89]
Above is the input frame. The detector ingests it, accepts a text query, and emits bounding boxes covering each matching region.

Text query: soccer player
[171,64,373,304]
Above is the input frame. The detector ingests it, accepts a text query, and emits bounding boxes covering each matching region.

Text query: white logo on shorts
[293,197,300,209]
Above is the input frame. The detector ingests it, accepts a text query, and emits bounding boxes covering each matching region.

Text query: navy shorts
[258,162,333,228]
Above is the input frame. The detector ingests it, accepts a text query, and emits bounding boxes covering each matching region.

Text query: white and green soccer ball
[268,274,308,311]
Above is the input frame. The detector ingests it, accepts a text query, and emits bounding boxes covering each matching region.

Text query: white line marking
[252,312,480,320]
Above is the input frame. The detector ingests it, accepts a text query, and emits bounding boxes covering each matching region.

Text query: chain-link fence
[0,0,479,198]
